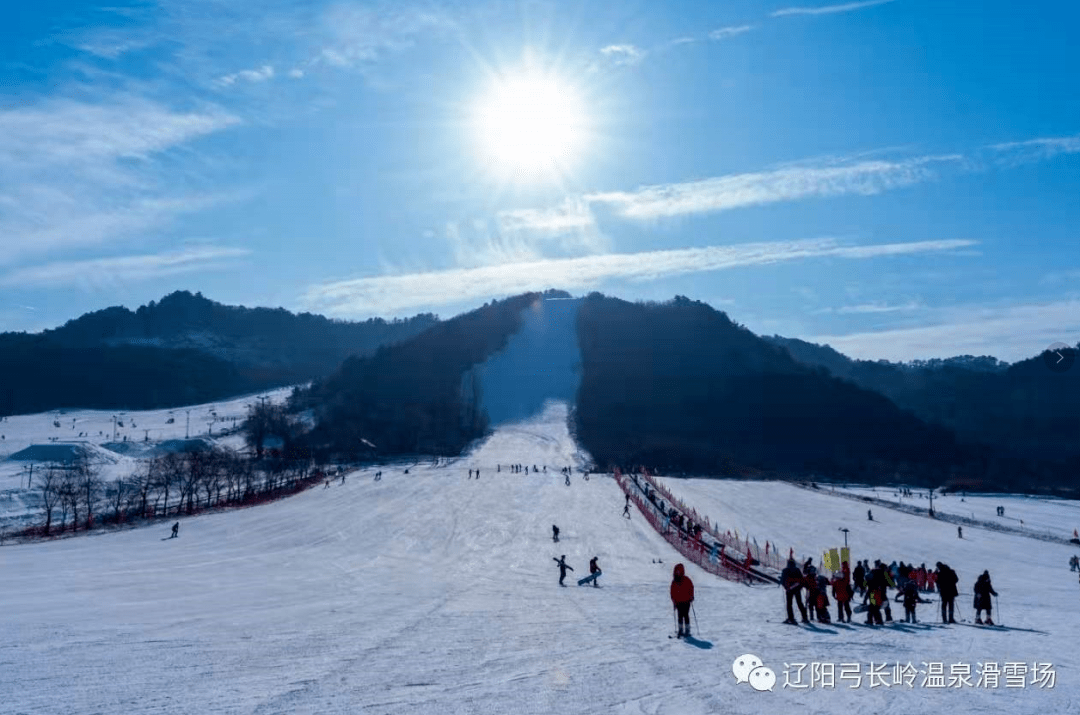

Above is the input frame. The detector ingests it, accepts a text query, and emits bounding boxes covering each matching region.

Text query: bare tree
[75,456,102,530]
[59,470,78,532]
[39,467,63,535]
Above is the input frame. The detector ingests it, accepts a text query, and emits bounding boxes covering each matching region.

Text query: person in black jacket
[853,561,866,597]
[554,555,573,586]
[936,562,959,624]
[781,558,809,624]
[973,571,998,625]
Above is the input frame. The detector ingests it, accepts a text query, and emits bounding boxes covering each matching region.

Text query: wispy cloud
[445,200,610,268]
[835,301,921,314]
[772,0,898,17]
[989,133,1080,164]
[0,97,241,263]
[709,25,756,40]
[302,237,976,316]
[809,299,1080,363]
[599,45,646,67]
[585,155,961,220]
[0,246,251,288]
[216,65,276,87]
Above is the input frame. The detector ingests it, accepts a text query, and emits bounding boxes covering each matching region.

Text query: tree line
[25,448,321,538]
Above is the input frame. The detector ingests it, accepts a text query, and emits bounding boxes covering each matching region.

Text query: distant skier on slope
[554,555,574,586]
[170,522,179,539]
[670,563,695,638]
[868,509,873,521]
[973,570,998,625]
[552,525,560,543]
[622,503,631,519]
[958,526,963,539]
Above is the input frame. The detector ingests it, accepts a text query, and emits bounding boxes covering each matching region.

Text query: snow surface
[4,401,1077,714]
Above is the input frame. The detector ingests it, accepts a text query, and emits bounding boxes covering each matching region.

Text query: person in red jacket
[670,563,695,638]
[831,563,853,623]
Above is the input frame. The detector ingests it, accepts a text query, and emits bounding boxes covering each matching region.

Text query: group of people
[782,557,998,626]
[552,555,602,588]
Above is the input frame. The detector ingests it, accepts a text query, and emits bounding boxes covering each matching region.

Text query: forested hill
[572,294,967,485]
[0,291,437,415]
[767,335,1080,463]
[297,293,543,460]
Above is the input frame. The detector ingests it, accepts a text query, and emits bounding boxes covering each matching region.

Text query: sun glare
[473,72,587,182]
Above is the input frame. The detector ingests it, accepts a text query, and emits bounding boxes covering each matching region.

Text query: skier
[670,563,695,638]
[622,503,631,519]
[781,558,809,624]
[469,469,473,479]
[864,561,889,626]
[958,526,963,539]
[476,469,480,480]
[868,509,873,521]
[554,555,574,586]
[973,570,998,625]
[552,525,560,543]
[814,575,832,623]
[1071,555,1079,572]
[170,522,179,539]
[588,557,601,587]
[901,579,927,623]
[803,559,819,622]
[935,562,959,623]
[831,562,853,623]
[853,560,866,597]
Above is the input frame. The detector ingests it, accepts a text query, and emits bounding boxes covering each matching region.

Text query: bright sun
[473,72,587,182]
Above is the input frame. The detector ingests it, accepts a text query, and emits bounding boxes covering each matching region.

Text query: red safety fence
[613,471,774,585]
[628,467,791,573]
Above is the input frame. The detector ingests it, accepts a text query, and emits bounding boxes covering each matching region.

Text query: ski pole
[692,604,699,636]
[995,594,1001,625]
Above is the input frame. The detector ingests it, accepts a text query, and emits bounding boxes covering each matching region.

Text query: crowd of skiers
[781,557,998,626]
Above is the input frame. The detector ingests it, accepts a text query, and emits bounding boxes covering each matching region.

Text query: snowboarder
[958,526,963,539]
[973,570,998,625]
[552,525,560,543]
[781,558,809,624]
[867,509,873,521]
[170,522,179,539]
[670,563,695,637]
[554,555,573,586]
[935,562,959,623]
[831,562,853,623]
[588,557,601,587]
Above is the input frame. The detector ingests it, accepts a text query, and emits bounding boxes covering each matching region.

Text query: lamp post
[928,488,935,517]
[839,527,849,548]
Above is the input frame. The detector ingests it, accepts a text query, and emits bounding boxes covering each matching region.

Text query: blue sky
[1,0,1078,361]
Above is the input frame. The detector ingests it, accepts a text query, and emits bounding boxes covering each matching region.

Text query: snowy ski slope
[3,401,1077,714]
